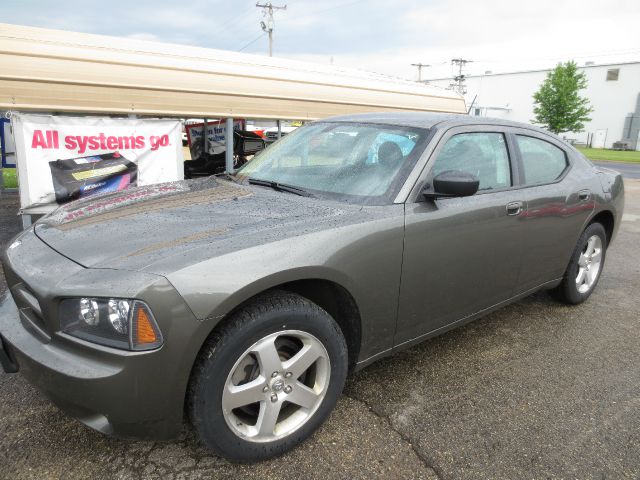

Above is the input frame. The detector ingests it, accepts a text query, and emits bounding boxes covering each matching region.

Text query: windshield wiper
[213,172,240,184]
[248,178,314,197]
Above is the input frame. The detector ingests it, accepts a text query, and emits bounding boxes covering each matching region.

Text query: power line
[267,0,368,43]
[238,32,266,52]
[214,5,260,39]
[474,47,640,65]
[256,2,287,57]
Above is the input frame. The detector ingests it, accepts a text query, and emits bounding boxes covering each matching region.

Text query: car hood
[34,178,363,275]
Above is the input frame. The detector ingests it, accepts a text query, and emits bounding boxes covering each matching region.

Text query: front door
[395,127,526,346]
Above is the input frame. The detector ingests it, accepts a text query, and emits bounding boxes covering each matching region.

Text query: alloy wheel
[221,330,330,442]
[576,234,603,294]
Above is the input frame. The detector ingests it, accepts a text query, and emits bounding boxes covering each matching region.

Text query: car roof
[321,112,552,136]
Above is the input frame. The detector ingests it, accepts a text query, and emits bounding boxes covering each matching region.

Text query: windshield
[236,122,429,204]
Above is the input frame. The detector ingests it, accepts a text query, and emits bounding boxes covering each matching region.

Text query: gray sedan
[0,113,624,462]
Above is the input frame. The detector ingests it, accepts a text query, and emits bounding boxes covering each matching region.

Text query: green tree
[532,61,593,134]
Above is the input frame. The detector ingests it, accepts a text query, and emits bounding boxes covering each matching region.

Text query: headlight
[59,298,163,351]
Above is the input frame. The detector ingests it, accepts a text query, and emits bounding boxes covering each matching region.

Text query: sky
[2,0,640,81]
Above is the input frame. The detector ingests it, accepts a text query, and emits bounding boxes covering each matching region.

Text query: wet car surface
[0,112,629,467]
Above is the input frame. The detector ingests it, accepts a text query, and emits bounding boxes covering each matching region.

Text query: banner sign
[12,114,184,210]
[186,119,244,159]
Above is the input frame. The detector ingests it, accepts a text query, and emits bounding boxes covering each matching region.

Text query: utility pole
[256,2,287,57]
[449,58,472,94]
[411,63,430,82]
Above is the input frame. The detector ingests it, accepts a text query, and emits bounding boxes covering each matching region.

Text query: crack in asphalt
[101,432,227,479]
[342,391,444,480]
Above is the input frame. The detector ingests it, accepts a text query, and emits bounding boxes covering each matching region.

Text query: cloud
[1,0,638,80]
[127,33,160,42]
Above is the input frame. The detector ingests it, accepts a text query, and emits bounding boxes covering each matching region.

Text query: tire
[188,291,348,463]
[551,222,607,304]
[190,141,203,161]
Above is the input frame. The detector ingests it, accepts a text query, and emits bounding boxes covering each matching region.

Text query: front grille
[12,285,49,338]
[14,284,42,317]
[4,262,49,338]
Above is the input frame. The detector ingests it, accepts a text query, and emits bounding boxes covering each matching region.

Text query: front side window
[516,135,568,185]
[237,122,428,204]
[431,132,511,191]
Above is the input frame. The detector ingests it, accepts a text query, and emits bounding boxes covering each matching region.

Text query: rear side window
[431,132,511,191]
[516,135,568,185]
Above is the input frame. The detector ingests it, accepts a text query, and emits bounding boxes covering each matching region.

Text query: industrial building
[426,61,640,150]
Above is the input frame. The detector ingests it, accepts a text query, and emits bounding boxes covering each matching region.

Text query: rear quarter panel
[594,165,625,243]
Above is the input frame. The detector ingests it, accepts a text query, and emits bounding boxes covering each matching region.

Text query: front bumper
[0,291,193,439]
[0,332,18,373]
[1,291,123,434]
[0,230,208,440]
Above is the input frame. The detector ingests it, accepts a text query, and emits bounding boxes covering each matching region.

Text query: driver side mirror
[423,170,480,198]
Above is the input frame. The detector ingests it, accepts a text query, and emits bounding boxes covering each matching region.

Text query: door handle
[578,190,591,201]
[506,201,524,216]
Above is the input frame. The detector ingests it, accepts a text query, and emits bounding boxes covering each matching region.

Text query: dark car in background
[184,129,265,178]
[0,113,624,462]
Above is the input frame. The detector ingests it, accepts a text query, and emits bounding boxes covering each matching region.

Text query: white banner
[12,114,184,210]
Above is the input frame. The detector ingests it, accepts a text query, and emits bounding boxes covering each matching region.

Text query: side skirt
[353,278,562,372]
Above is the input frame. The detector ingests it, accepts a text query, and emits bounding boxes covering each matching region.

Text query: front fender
[166,237,365,322]
[205,266,360,321]
[165,213,406,362]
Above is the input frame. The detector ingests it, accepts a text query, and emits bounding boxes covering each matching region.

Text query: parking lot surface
[1,180,639,480]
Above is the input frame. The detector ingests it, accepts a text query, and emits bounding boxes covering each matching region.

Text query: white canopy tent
[0,23,465,119]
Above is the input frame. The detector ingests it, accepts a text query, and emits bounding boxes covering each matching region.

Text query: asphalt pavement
[594,160,640,179]
[1,180,639,480]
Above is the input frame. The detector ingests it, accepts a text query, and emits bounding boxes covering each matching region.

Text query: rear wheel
[188,291,348,462]
[551,222,607,304]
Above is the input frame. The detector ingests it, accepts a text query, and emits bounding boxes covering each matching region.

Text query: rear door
[395,125,527,346]
[509,130,595,292]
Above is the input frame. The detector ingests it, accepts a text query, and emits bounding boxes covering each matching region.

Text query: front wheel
[551,222,607,304]
[188,291,348,462]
